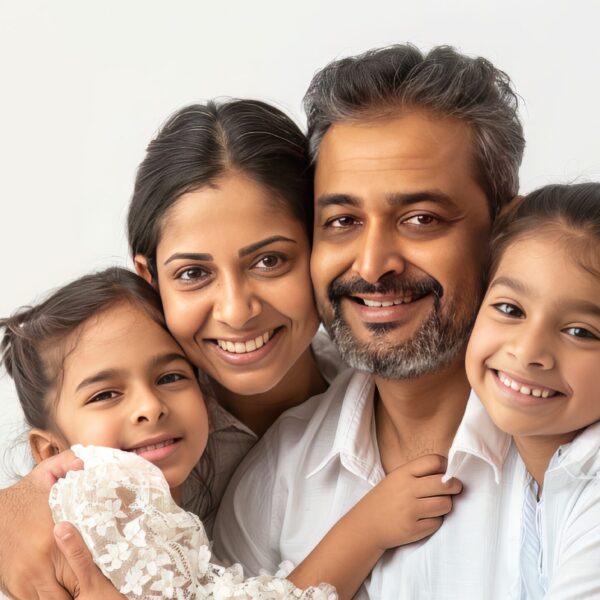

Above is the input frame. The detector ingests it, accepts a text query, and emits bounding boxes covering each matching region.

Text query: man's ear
[498,195,524,218]
[29,429,63,464]
[134,254,154,284]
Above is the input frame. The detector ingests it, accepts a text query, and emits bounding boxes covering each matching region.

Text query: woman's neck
[513,431,579,490]
[211,346,327,437]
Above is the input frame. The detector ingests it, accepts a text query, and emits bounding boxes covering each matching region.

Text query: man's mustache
[328,274,444,302]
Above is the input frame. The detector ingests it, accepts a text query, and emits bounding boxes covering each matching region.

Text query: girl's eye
[158,372,187,385]
[402,214,438,226]
[253,254,285,270]
[88,390,119,404]
[564,326,599,340]
[492,302,524,318]
[177,266,210,282]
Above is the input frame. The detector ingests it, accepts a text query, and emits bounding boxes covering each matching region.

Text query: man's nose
[212,273,262,329]
[352,222,406,284]
[130,389,168,425]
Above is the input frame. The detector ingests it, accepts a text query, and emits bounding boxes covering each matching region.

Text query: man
[212,45,525,598]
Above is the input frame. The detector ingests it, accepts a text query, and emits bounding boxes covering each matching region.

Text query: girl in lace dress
[465,183,600,598]
[0,267,461,600]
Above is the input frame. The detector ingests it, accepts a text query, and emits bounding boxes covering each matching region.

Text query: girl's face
[466,232,600,441]
[49,302,208,490]
[142,172,320,396]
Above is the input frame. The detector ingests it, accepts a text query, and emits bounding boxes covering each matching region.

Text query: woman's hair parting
[489,182,600,278]
[128,99,314,267]
[0,268,165,431]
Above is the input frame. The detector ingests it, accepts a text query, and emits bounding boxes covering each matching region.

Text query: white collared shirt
[183,331,344,536]
[214,373,528,599]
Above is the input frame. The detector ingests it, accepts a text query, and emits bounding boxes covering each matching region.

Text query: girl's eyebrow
[488,276,531,295]
[75,352,190,391]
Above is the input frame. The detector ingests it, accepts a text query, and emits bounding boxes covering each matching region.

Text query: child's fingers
[406,453,447,477]
[416,494,455,518]
[32,450,84,490]
[414,474,462,498]
[413,516,444,539]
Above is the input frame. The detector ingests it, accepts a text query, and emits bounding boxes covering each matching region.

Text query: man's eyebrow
[488,276,531,295]
[316,194,362,209]
[164,252,213,266]
[239,236,297,257]
[386,190,457,209]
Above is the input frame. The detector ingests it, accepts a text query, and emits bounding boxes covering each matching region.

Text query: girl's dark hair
[489,182,600,277]
[0,267,165,430]
[127,99,314,265]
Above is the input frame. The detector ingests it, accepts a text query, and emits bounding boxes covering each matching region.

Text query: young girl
[0,267,460,599]
[465,182,600,598]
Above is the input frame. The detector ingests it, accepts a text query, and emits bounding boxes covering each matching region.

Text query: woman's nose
[212,275,262,328]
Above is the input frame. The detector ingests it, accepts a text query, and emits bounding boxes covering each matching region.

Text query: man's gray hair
[303,44,525,214]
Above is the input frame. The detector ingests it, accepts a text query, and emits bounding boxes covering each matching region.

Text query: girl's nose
[507,324,555,370]
[130,390,168,425]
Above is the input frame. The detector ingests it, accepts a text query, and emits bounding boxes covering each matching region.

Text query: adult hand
[54,522,126,600]
[0,451,83,599]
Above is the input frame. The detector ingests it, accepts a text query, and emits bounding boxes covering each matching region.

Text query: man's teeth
[131,439,175,454]
[497,372,555,398]
[362,295,413,307]
[217,331,272,354]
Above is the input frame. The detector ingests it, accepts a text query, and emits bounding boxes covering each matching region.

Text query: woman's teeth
[130,439,175,454]
[497,371,556,398]
[362,295,413,307]
[217,331,273,354]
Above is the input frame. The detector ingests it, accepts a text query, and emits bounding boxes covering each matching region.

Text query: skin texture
[30,302,209,497]
[466,231,600,485]
[135,172,325,435]
[311,111,492,470]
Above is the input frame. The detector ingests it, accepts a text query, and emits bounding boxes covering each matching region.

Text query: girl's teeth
[498,372,555,398]
[131,439,174,454]
[217,331,273,354]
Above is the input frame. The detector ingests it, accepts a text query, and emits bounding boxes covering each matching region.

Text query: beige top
[182,331,344,536]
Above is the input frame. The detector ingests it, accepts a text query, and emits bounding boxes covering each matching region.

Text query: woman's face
[139,172,320,396]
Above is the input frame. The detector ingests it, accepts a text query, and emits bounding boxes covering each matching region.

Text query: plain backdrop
[1,0,599,485]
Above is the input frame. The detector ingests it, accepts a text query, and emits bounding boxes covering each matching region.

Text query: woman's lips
[206,327,283,365]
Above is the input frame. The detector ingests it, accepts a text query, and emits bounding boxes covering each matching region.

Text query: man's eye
[88,390,119,403]
[403,214,438,226]
[492,302,524,318]
[325,216,359,229]
[177,267,210,282]
[253,254,285,270]
[564,326,599,340]
[158,372,186,385]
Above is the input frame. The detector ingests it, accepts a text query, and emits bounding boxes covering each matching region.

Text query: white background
[1,0,599,485]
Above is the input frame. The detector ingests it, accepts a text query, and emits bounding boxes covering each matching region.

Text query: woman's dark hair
[127,99,314,267]
[0,267,165,430]
[489,182,600,278]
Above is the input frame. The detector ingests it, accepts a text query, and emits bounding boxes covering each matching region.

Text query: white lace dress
[49,445,337,600]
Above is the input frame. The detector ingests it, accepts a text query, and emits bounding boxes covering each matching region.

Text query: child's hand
[352,453,462,551]
[33,449,84,491]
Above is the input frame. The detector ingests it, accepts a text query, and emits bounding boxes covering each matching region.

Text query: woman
[126,99,342,529]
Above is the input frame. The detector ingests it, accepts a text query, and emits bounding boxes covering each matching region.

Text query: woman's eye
[177,267,210,282]
[564,326,599,340]
[88,390,119,404]
[158,372,186,385]
[492,302,524,318]
[402,214,439,227]
[254,254,284,270]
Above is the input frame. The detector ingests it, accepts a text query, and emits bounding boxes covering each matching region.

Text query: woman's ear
[29,429,63,464]
[134,255,154,284]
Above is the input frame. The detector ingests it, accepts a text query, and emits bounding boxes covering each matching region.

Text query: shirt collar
[205,391,257,439]
[553,419,600,477]
[445,390,512,484]
[307,371,384,486]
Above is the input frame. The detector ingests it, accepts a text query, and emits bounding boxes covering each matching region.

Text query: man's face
[311,111,492,379]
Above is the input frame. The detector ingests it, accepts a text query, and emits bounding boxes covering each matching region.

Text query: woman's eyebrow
[164,252,213,265]
[238,235,297,257]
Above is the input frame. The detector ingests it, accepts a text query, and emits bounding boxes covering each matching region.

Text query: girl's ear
[29,429,63,464]
[134,254,154,285]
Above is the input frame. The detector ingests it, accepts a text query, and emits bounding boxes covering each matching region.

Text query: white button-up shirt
[214,371,522,598]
